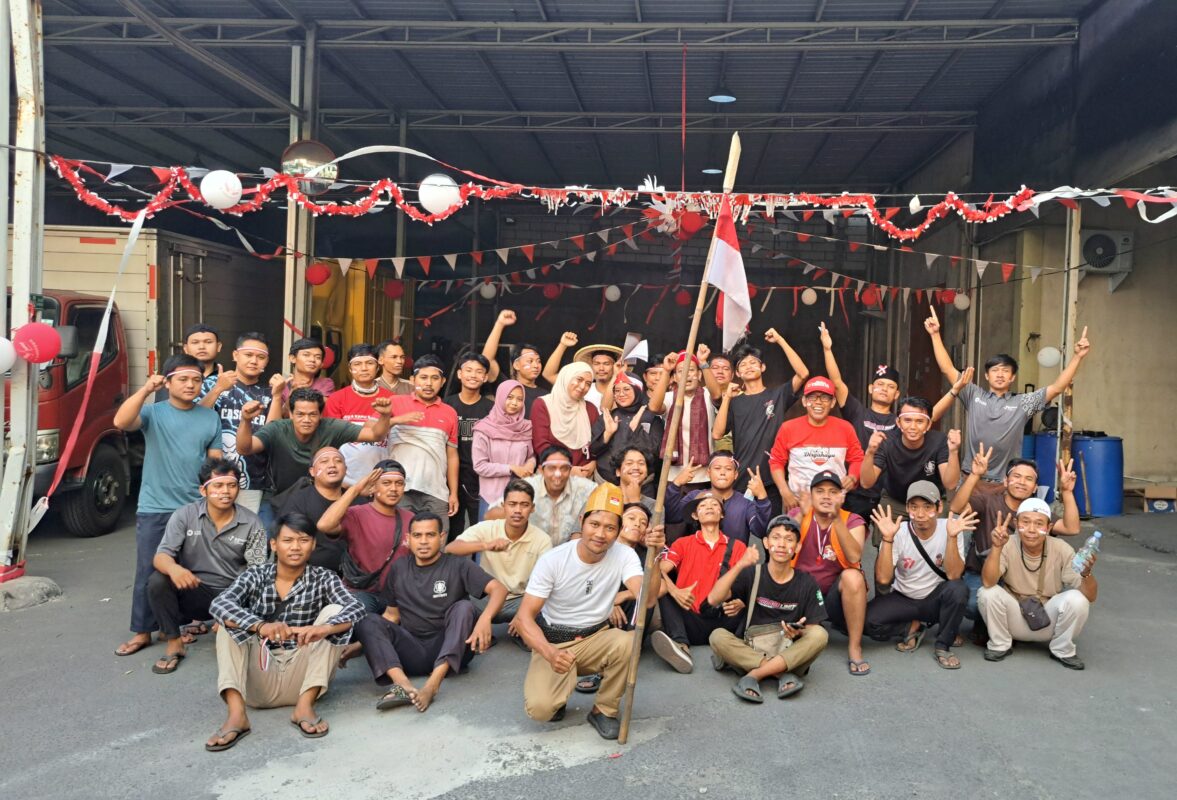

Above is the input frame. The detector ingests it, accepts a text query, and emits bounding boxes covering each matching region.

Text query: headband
[675,352,701,368]
[897,412,930,421]
[166,367,203,378]
[540,458,572,469]
[312,447,343,466]
[236,346,269,356]
[380,465,406,478]
[203,475,238,489]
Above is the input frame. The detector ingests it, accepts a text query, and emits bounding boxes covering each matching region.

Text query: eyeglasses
[805,395,833,404]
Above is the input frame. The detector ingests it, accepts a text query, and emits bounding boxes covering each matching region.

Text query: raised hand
[971,442,993,476]
[240,400,264,422]
[559,331,579,349]
[725,381,743,400]
[269,373,287,396]
[629,405,647,431]
[946,428,962,452]
[991,511,1012,548]
[764,327,783,345]
[672,461,700,487]
[818,321,833,350]
[867,430,887,454]
[1057,458,1077,493]
[1074,325,1090,358]
[143,374,167,393]
[737,545,761,569]
[496,309,517,328]
[946,508,979,537]
[953,365,975,393]
[924,305,941,335]
[871,505,904,543]
[357,467,384,495]
[696,343,711,363]
[662,352,678,372]
[213,369,238,392]
[798,489,813,520]
[370,396,393,417]
[746,466,767,499]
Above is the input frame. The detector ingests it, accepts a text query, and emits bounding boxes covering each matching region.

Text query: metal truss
[44,16,1079,51]
[48,106,976,134]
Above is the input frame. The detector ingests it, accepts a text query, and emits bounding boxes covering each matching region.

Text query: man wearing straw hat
[515,482,665,740]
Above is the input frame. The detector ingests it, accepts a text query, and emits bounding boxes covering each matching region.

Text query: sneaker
[650,630,693,674]
[1049,652,1085,670]
[550,705,566,722]
[587,709,620,740]
[983,647,1011,662]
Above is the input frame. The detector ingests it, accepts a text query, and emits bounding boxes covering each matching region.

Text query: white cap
[1016,498,1052,518]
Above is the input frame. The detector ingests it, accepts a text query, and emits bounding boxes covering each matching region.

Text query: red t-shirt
[338,504,413,590]
[664,531,747,611]
[324,385,393,423]
[794,512,867,594]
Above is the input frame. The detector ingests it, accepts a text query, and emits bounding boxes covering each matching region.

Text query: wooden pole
[1057,206,1082,467]
[617,132,742,744]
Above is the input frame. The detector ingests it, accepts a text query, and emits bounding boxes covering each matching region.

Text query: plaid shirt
[210,563,366,649]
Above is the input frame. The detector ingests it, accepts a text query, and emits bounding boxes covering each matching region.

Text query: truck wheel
[61,444,129,538]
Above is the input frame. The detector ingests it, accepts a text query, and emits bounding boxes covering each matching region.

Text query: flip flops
[376,685,416,710]
[151,652,185,674]
[847,659,871,676]
[290,717,329,738]
[731,675,764,703]
[575,673,601,694]
[205,727,250,752]
[114,638,151,657]
[896,623,928,653]
[933,648,962,670]
[776,673,805,698]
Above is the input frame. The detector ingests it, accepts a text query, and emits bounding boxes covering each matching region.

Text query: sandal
[896,623,928,653]
[183,621,210,637]
[151,652,185,674]
[205,727,250,752]
[776,672,804,698]
[731,675,763,704]
[376,685,417,710]
[847,659,871,676]
[114,638,151,657]
[575,673,601,694]
[933,648,962,670]
[291,716,329,739]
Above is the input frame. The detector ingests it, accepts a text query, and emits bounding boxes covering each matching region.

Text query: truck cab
[5,290,131,536]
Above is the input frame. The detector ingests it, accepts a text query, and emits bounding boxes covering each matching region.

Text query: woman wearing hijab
[595,373,664,485]
[472,380,536,519]
[530,361,605,478]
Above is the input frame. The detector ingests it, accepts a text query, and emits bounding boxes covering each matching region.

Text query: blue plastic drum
[1033,431,1123,516]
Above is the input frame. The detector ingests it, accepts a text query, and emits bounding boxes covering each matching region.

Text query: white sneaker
[651,630,694,674]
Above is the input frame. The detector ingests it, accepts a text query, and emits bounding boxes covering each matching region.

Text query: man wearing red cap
[768,376,865,511]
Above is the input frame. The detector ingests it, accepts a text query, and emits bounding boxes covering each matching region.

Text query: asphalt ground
[1,507,1173,800]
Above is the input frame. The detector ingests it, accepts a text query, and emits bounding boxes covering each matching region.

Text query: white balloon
[419,173,461,215]
[0,337,15,373]
[801,287,818,306]
[479,282,498,300]
[199,169,243,210]
[604,285,621,302]
[953,293,971,311]
[1037,346,1062,368]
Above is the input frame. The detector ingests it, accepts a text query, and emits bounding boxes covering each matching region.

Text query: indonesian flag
[711,195,752,351]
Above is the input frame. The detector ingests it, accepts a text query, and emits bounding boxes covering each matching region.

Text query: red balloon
[861,286,880,306]
[542,284,563,300]
[13,322,62,364]
[306,263,332,286]
[674,289,692,307]
[677,210,706,237]
[321,346,336,371]
[748,285,759,299]
[940,288,956,304]
[384,280,406,300]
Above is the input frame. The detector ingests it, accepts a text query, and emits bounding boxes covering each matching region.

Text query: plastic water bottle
[1072,531,1102,574]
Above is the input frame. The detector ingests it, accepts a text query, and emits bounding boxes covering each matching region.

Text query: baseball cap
[684,489,725,518]
[803,376,836,396]
[582,482,623,519]
[873,364,901,384]
[1016,498,1052,519]
[906,480,941,504]
[810,470,843,489]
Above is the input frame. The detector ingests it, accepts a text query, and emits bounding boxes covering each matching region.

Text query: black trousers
[355,599,477,684]
[449,484,481,538]
[146,571,221,640]
[658,595,740,646]
[865,579,969,650]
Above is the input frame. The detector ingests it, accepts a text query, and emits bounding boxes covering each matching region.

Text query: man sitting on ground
[978,498,1097,670]
[516,483,665,740]
[651,491,747,674]
[353,512,509,712]
[446,479,552,632]
[147,458,267,675]
[866,482,978,670]
[206,512,366,751]
[707,515,829,702]
[790,471,871,676]
[665,452,772,544]
[317,460,414,613]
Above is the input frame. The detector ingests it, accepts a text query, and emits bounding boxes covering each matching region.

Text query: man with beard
[517,483,665,740]
[665,452,772,544]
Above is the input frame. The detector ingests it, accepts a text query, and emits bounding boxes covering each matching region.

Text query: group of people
[110,307,1099,750]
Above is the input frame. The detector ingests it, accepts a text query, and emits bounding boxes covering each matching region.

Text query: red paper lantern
[542,284,563,300]
[12,322,62,364]
[321,346,336,371]
[861,286,880,306]
[305,262,332,286]
[674,289,692,307]
[748,285,759,300]
[940,288,956,304]
[384,280,406,300]
[676,210,706,239]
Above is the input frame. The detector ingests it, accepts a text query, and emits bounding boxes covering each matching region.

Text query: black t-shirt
[873,430,950,499]
[726,384,796,491]
[278,480,348,572]
[842,394,897,499]
[519,382,549,420]
[730,565,828,629]
[444,393,494,498]
[379,553,492,639]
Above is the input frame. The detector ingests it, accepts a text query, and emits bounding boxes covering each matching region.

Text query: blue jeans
[256,500,276,538]
[477,498,490,521]
[132,512,172,633]
[963,571,983,621]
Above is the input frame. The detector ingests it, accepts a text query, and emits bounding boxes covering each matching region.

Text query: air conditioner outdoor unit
[1078,230,1133,292]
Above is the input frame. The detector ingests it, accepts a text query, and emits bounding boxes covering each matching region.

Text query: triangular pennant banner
[822,210,836,225]
[915,289,924,303]
[521,244,535,263]
[391,257,406,278]
[781,210,798,221]
[586,252,597,262]
[976,260,989,279]
[443,253,458,270]
[607,244,618,256]
[1001,262,1015,282]
[1030,266,1042,283]
[337,257,352,277]
[802,210,814,222]
[750,243,763,254]
[526,269,536,279]
[572,235,586,250]
[471,251,484,266]
[496,248,511,265]
[595,229,610,243]
[925,253,938,269]
[623,237,639,251]
[364,259,376,279]
[796,233,811,243]
[622,224,634,239]
[417,255,431,275]
[883,207,900,221]
[889,287,900,302]
[849,242,861,252]
[106,164,133,182]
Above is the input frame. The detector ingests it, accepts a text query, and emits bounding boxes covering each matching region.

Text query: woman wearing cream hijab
[530,361,604,478]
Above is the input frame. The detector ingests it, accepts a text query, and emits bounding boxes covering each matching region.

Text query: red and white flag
[710,195,752,351]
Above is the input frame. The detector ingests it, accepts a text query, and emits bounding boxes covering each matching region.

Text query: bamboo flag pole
[617,132,742,744]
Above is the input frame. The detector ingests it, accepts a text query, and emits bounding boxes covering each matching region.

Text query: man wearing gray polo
[147,459,268,675]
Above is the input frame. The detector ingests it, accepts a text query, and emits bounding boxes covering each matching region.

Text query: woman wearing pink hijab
[472,380,536,518]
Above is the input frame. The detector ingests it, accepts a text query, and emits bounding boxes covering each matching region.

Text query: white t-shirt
[889,519,966,600]
[662,389,716,485]
[525,540,643,628]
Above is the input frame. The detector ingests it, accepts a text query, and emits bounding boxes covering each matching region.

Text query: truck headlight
[35,429,60,464]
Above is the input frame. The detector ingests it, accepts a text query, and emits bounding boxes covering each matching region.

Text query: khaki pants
[523,627,631,720]
[709,625,829,676]
[977,586,1090,658]
[216,605,344,708]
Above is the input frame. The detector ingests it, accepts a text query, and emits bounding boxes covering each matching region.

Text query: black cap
[810,470,843,489]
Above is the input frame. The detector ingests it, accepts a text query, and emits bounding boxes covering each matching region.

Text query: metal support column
[0,0,46,578]
[294,25,317,341]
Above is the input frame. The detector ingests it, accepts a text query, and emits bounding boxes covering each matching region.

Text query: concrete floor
[1,507,1174,800]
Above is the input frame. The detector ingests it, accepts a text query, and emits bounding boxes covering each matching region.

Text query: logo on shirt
[923,460,936,476]
[822,545,837,562]
[584,578,595,596]
[185,529,202,538]
[764,400,776,420]
[432,580,448,598]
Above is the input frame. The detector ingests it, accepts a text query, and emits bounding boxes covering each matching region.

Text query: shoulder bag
[1017,539,1052,631]
[339,513,404,591]
[741,540,790,653]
